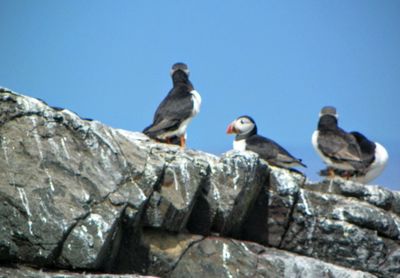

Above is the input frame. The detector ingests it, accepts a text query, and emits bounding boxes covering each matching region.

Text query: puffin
[143,63,201,148]
[348,131,389,183]
[311,106,365,175]
[226,115,306,169]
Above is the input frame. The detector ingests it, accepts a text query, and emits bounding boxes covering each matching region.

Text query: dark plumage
[314,108,389,183]
[350,131,376,169]
[227,115,306,169]
[349,131,389,183]
[143,63,201,147]
[312,106,364,172]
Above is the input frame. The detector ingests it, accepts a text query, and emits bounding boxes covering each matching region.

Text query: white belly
[190,90,201,116]
[312,130,331,165]
[176,117,192,137]
[158,117,192,139]
[355,142,389,183]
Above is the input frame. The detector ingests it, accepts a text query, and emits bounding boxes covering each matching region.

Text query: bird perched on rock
[226,115,306,169]
[348,131,388,183]
[143,63,201,148]
[312,106,365,177]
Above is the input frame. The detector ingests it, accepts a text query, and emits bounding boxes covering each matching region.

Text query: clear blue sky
[1,1,399,190]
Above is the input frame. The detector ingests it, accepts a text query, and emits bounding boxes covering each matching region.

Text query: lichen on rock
[0,88,398,277]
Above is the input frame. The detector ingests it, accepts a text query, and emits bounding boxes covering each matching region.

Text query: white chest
[190,90,201,116]
[312,130,332,165]
[233,139,246,151]
[311,131,323,157]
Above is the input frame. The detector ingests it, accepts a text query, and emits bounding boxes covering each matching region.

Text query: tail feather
[143,124,158,139]
[298,159,307,168]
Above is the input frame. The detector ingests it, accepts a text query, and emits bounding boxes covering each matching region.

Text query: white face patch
[170,67,190,76]
[234,117,255,135]
[190,90,201,116]
[319,112,339,119]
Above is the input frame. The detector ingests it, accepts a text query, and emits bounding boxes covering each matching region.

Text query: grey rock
[209,151,269,237]
[142,150,210,232]
[1,89,399,277]
[304,179,396,212]
[242,166,305,246]
[57,203,124,269]
[170,237,376,278]
[0,264,156,277]
[0,90,159,269]
[280,187,400,277]
[141,229,203,277]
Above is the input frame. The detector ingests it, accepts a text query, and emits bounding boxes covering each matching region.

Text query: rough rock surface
[170,237,376,278]
[0,88,399,277]
[0,265,152,278]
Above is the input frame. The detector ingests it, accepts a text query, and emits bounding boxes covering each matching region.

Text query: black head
[170,62,190,76]
[237,115,256,127]
[320,106,338,118]
[318,106,339,130]
[227,115,258,137]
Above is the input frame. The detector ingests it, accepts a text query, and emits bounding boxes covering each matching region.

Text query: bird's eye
[240,120,245,124]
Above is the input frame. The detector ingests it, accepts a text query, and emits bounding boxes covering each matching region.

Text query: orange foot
[327,167,335,178]
[180,136,186,149]
[341,171,354,180]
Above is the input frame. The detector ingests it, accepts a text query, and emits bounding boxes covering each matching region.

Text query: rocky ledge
[0,88,399,277]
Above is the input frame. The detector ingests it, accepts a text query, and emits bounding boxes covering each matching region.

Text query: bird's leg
[342,170,354,180]
[327,167,335,178]
[180,136,186,149]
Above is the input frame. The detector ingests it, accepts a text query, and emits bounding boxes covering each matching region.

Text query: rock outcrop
[0,88,399,277]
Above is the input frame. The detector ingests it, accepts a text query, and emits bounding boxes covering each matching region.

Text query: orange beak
[226,122,236,134]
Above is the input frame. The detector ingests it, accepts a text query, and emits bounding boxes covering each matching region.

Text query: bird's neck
[236,127,257,140]
[318,115,338,131]
[172,71,191,87]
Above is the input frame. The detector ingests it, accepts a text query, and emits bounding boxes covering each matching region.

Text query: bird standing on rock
[312,106,365,177]
[143,63,201,148]
[226,115,306,169]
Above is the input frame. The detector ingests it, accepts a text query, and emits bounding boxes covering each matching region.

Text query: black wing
[350,131,376,167]
[318,128,362,163]
[245,135,306,168]
[143,84,193,136]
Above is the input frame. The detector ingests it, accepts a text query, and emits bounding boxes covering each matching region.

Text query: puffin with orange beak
[143,63,201,148]
[227,115,306,169]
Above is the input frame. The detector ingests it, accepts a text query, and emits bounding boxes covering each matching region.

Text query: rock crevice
[0,88,398,277]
